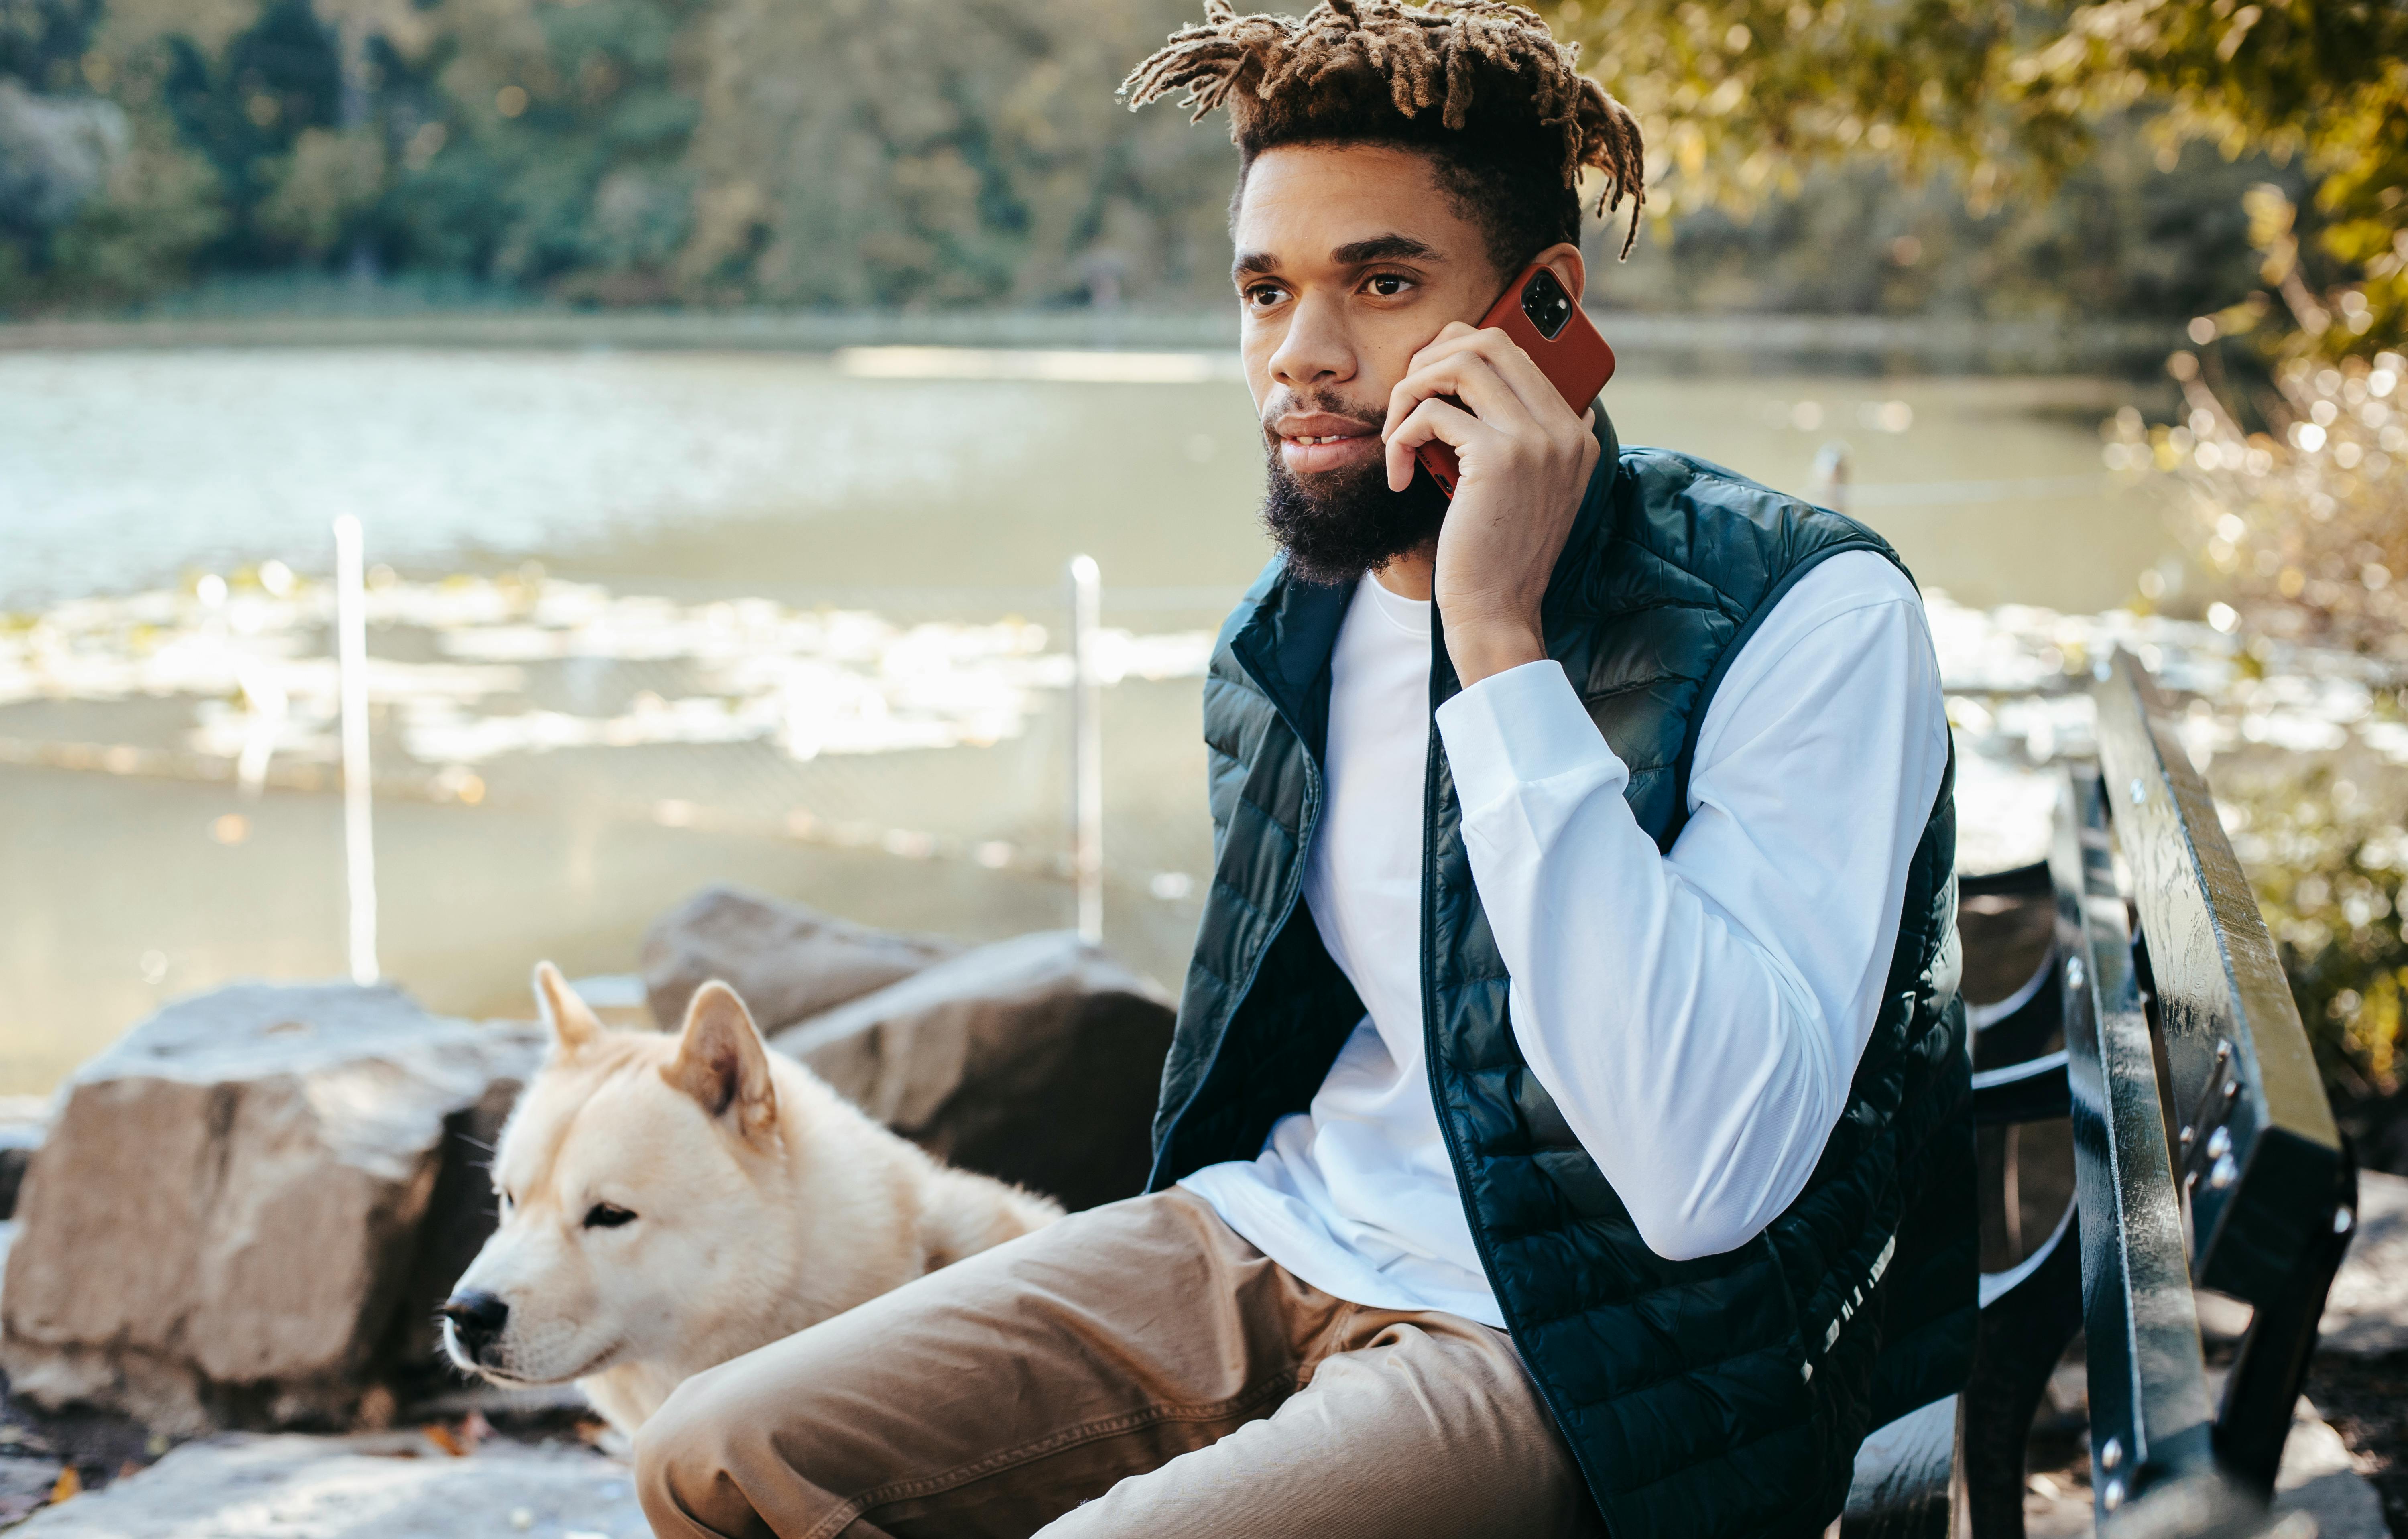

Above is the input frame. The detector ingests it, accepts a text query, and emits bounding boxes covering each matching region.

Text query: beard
[1259,408,1450,587]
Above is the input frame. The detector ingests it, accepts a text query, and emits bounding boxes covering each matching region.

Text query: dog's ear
[666,981,778,1143]
[533,961,602,1054]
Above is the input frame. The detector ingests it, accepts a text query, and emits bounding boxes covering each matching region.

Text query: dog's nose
[439,1290,510,1358]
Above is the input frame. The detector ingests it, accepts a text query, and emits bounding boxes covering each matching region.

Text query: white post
[1068,554,1103,945]
[334,515,380,986]
[1810,440,1851,514]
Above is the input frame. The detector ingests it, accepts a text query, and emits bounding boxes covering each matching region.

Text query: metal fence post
[334,515,380,986]
[1068,554,1103,945]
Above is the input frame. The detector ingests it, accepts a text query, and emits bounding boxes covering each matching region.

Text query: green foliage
[388,0,705,296]
[41,114,225,301]
[0,0,100,89]
[661,0,1235,307]
[255,122,380,257]
[2,0,1239,310]
[2123,346,2408,656]
[1544,0,2408,357]
[1596,125,2286,323]
[0,0,2382,322]
[2222,753,2408,1100]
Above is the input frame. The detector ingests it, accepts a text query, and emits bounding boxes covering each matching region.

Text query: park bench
[1842,651,2359,1538]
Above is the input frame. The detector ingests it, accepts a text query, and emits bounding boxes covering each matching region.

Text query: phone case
[1413,264,1617,498]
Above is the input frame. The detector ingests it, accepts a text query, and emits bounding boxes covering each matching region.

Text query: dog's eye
[583,1202,637,1229]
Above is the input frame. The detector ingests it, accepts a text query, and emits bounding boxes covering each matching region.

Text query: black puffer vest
[1147,416,1976,1538]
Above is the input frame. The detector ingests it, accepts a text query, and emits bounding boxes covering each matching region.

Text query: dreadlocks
[1121,0,1646,262]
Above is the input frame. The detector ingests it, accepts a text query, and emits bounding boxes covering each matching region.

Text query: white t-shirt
[1180,550,1950,1327]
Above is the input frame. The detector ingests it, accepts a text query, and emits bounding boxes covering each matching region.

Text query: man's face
[1231,143,1506,581]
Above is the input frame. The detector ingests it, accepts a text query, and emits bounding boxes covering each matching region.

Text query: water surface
[0,348,2175,1092]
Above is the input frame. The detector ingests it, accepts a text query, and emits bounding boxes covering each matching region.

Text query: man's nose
[439,1289,510,1358]
[1266,295,1356,391]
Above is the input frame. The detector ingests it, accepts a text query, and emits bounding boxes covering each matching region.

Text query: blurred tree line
[0,0,2346,320]
[0,0,1244,311]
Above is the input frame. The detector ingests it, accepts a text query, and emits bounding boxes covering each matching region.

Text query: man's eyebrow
[1230,234,1445,284]
[1232,250,1279,282]
[1331,234,1443,266]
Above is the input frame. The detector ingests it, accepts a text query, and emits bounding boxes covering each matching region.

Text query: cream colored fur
[443,963,1062,1434]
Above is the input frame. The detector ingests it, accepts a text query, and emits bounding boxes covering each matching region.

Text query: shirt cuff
[1435,659,1627,806]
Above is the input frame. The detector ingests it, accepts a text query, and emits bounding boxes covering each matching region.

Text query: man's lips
[1270,412,1382,472]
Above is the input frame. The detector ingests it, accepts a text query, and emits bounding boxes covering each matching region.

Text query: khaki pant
[636,1188,1603,1539]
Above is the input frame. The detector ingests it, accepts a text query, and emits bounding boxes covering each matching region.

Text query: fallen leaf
[423,1423,466,1458]
[48,1468,79,1504]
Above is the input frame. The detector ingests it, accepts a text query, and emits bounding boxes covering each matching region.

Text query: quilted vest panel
[1149,422,1976,1539]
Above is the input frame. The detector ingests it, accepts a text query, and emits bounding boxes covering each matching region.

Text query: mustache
[1258,393,1385,441]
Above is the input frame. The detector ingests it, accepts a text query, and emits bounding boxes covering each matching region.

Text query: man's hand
[1381,321,1599,686]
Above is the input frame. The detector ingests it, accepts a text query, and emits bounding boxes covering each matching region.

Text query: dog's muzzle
[438,1289,510,1364]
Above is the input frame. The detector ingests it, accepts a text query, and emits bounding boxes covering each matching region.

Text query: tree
[1546,0,2408,358]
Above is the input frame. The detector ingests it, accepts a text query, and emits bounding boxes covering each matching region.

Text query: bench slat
[2089,653,2346,1304]
[2054,763,2218,1517]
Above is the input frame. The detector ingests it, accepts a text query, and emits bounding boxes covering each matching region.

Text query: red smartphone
[1413,264,1617,497]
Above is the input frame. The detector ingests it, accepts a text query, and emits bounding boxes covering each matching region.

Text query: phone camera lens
[1522,270,1572,339]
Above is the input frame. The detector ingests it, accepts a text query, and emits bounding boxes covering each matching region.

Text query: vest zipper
[1143,636,1325,1191]
[1416,617,1621,1534]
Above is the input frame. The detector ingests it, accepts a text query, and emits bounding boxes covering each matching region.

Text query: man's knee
[635,1360,771,1528]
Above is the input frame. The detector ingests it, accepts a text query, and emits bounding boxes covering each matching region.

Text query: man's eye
[1366,274,1411,297]
[1244,285,1285,308]
[584,1203,637,1229]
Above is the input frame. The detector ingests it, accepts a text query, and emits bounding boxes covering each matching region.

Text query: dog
[439,962,1063,1434]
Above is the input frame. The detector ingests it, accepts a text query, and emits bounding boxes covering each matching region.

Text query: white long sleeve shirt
[1180,550,1950,1326]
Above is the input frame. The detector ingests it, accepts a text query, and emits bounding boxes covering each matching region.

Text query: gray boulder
[2320,1166,2408,1357]
[10,1433,641,1539]
[0,985,544,1436]
[774,931,1175,1211]
[642,885,958,1034]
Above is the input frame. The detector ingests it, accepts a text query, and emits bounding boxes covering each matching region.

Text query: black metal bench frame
[1844,651,2359,1538]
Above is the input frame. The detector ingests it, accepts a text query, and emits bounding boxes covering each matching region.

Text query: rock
[2020,1393,2385,1539]
[2272,1400,2388,1539]
[2320,1167,2408,1357]
[0,985,545,1437]
[641,885,958,1035]
[773,931,1174,1211]
[0,1450,62,1527]
[10,1433,641,1539]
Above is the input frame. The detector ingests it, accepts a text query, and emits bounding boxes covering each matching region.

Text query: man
[637,3,1973,1536]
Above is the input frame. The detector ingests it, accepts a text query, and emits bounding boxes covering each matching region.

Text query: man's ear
[533,961,602,1054]
[665,981,778,1144]
[1532,240,1588,307]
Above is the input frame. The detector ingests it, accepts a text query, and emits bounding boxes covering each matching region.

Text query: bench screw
[2099,1437,2122,1471]
[2179,1124,2194,1147]
[2066,956,2086,992]
[2336,1208,2354,1235]
[2103,1478,2126,1511]
[2209,1153,2237,1189]
[2206,1126,2231,1160]
[2129,777,2146,805]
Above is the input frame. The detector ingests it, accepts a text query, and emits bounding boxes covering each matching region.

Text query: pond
[0,346,2175,1092]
